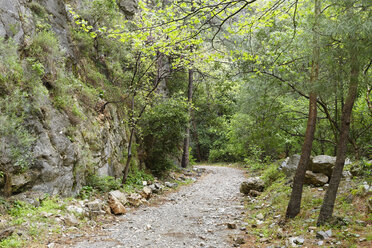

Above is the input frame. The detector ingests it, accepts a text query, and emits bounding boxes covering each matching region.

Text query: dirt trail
[73,166,246,248]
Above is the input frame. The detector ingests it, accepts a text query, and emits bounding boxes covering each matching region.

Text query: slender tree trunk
[4,172,12,197]
[286,93,317,218]
[122,128,135,184]
[122,95,136,184]
[181,68,194,168]
[286,0,320,219]
[317,44,359,226]
[334,75,339,156]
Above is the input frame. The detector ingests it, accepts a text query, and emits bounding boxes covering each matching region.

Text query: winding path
[73,166,246,248]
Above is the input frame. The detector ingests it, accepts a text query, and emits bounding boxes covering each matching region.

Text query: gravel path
[73,166,246,248]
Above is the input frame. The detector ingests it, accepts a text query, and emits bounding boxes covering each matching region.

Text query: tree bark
[122,95,136,184]
[286,0,320,219]
[122,128,135,184]
[181,68,194,168]
[4,172,12,197]
[286,93,317,218]
[317,44,359,226]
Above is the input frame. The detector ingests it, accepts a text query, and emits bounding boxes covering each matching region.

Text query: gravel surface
[73,166,246,248]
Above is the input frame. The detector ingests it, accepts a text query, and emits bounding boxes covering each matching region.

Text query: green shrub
[28,1,47,18]
[126,166,154,186]
[0,39,23,94]
[0,235,23,248]
[141,97,188,174]
[0,90,36,171]
[261,163,285,187]
[85,174,121,192]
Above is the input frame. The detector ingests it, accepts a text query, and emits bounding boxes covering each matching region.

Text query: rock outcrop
[0,0,132,196]
[304,171,329,186]
[279,154,352,187]
[310,155,336,177]
[108,193,126,215]
[240,177,265,195]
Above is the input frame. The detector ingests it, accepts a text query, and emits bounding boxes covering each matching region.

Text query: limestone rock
[118,0,138,17]
[128,193,143,207]
[64,214,79,226]
[240,177,264,195]
[66,205,85,215]
[234,236,245,245]
[256,213,264,220]
[141,186,152,199]
[11,171,38,194]
[310,155,336,177]
[165,182,178,188]
[149,183,163,194]
[279,154,302,178]
[304,171,329,186]
[108,194,126,215]
[249,189,261,197]
[8,191,46,207]
[86,199,103,212]
[316,229,332,240]
[108,190,127,206]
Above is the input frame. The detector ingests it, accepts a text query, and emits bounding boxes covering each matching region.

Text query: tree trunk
[317,44,359,226]
[286,0,320,219]
[122,95,136,184]
[122,128,135,184]
[181,68,194,168]
[4,172,12,197]
[286,93,317,218]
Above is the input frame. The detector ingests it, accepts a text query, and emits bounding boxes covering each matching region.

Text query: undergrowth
[242,161,372,247]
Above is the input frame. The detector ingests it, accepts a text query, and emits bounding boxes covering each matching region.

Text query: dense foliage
[1,0,371,183]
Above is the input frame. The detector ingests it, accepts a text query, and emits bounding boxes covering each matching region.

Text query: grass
[241,161,372,248]
[0,196,69,247]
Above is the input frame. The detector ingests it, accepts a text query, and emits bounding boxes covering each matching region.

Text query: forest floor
[2,163,370,247]
[63,165,247,248]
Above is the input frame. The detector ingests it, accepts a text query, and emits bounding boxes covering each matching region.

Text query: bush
[85,174,121,192]
[125,166,154,186]
[141,97,188,174]
[261,163,285,187]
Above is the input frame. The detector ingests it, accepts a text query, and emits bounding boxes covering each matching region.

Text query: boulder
[316,229,332,240]
[240,177,265,195]
[108,194,126,215]
[127,193,142,207]
[165,182,178,188]
[149,182,163,194]
[66,205,85,215]
[249,190,262,197]
[310,155,336,177]
[63,214,79,226]
[304,171,329,186]
[86,199,103,212]
[118,0,138,17]
[279,154,311,178]
[141,186,152,199]
[8,191,46,207]
[11,171,38,193]
[108,190,127,206]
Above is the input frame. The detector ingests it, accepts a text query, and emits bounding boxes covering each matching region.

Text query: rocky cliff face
[0,0,138,196]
